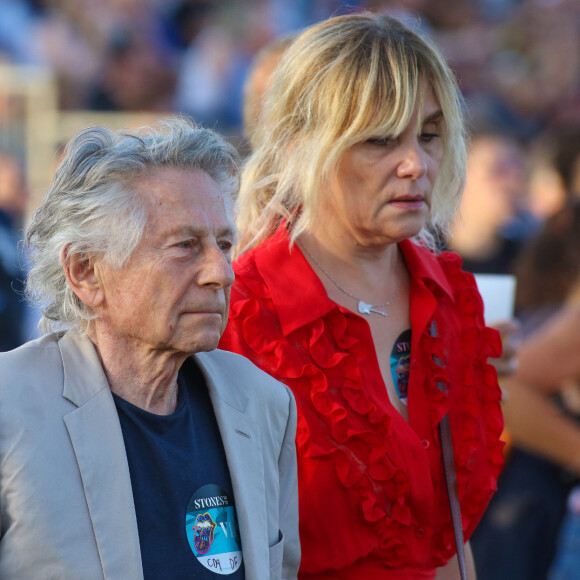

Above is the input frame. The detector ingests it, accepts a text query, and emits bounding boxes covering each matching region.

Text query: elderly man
[0,118,299,579]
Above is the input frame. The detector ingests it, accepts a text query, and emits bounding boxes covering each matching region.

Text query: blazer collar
[59,330,144,579]
[193,351,249,413]
[60,335,253,414]
[59,330,110,407]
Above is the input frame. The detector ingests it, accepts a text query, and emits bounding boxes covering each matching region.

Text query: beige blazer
[0,331,299,579]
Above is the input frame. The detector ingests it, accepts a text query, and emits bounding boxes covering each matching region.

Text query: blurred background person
[479,0,580,139]
[527,128,580,221]
[0,153,29,351]
[471,198,580,580]
[86,25,176,113]
[241,34,294,153]
[447,132,540,275]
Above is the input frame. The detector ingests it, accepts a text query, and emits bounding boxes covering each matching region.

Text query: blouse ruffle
[426,252,504,564]
[221,234,504,572]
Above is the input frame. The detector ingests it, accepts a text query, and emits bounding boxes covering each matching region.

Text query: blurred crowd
[0,0,578,214]
[0,0,579,138]
[1,1,580,576]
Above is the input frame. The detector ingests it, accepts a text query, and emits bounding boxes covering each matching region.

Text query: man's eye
[218,241,233,253]
[177,240,194,249]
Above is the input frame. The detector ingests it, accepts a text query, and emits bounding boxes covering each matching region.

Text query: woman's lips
[389,196,425,210]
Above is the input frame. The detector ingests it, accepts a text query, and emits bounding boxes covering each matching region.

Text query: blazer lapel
[195,352,269,580]
[59,332,144,580]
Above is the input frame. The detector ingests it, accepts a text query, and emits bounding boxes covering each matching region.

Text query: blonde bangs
[313,34,423,185]
[353,62,420,144]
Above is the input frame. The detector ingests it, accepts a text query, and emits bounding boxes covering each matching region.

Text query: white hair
[26,116,240,333]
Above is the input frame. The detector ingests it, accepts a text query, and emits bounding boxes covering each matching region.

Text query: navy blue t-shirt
[114,358,245,579]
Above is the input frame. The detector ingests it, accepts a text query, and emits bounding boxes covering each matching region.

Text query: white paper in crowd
[474,274,516,324]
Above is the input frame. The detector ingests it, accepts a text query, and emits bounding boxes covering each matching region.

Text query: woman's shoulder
[230,230,309,308]
[402,239,480,297]
[438,250,482,299]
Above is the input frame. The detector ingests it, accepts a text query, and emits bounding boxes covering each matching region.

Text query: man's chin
[180,328,223,355]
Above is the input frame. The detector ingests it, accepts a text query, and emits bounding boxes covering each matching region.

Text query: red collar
[251,226,456,337]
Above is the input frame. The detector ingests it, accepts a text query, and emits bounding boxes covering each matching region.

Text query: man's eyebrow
[216,226,236,239]
[164,225,236,239]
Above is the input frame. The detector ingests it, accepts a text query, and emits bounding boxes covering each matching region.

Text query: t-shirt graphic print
[186,484,243,575]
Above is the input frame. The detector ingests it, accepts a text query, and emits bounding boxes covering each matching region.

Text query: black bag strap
[430,321,467,580]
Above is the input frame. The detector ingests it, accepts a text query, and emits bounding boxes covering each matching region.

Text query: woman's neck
[297,230,405,310]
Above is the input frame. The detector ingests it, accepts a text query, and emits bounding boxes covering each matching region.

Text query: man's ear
[61,246,105,309]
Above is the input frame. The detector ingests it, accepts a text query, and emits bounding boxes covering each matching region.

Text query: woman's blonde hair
[236,12,467,253]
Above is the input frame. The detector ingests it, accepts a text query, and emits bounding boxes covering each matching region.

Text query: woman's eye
[421,132,440,143]
[367,136,393,146]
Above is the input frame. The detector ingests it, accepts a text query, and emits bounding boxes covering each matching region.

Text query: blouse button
[415,527,426,539]
[422,439,430,449]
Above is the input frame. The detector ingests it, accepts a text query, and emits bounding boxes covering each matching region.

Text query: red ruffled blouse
[219,227,504,579]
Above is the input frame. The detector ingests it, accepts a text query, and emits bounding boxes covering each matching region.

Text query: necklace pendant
[358,300,387,317]
[370,307,388,317]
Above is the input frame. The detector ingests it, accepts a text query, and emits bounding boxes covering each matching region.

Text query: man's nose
[199,244,235,289]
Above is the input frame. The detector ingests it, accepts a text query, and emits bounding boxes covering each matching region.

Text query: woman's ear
[61,246,104,309]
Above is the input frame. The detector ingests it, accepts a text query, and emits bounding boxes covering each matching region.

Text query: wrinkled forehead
[132,166,235,226]
[134,166,233,201]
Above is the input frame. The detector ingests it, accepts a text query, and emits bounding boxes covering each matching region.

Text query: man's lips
[183,308,223,316]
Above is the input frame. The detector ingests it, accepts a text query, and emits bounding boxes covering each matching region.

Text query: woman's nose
[397,141,428,180]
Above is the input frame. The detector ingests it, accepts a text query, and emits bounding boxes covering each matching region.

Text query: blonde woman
[221,12,503,580]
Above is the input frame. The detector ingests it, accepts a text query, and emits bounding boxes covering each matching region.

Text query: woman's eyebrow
[423,110,443,124]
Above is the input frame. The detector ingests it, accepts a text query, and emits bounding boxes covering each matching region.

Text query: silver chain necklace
[298,241,402,317]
